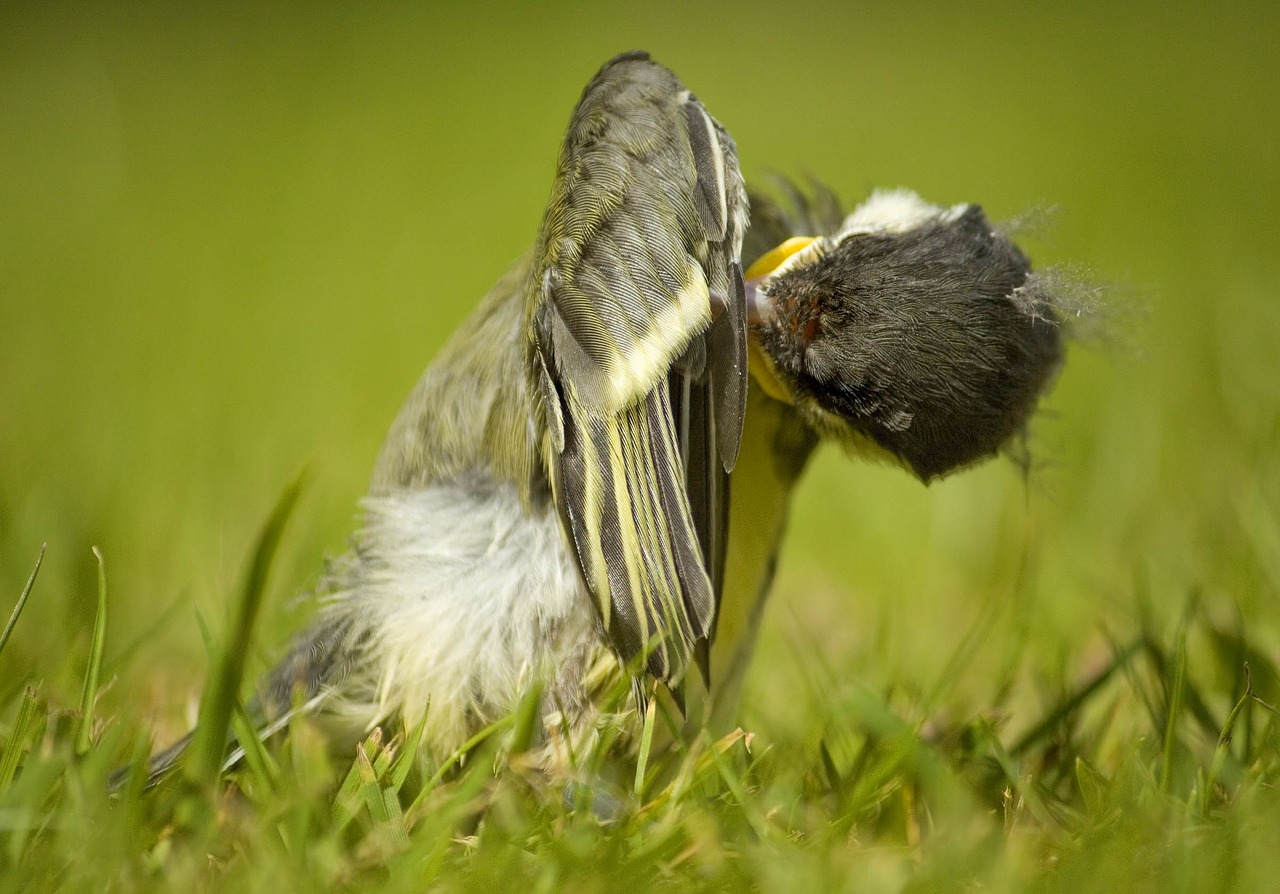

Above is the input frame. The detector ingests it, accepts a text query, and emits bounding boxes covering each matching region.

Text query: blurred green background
[1,1,1276,743]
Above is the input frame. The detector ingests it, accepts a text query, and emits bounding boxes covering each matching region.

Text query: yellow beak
[743,236,817,405]
[744,236,818,280]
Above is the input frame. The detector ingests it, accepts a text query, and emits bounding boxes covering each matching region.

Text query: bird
[125,51,1064,786]
[705,184,1063,730]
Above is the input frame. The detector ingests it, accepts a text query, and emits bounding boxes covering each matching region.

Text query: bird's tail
[109,612,358,791]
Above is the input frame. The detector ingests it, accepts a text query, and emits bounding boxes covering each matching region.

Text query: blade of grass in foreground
[0,543,45,659]
[187,469,307,787]
[390,709,429,793]
[1160,624,1188,793]
[0,686,44,794]
[230,699,281,794]
[634,692,657,798]
[1009,636,1142,758]
[75,546,109,754]
[1204,664,1254,812]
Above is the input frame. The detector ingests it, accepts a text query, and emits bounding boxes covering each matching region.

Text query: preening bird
[126,52,1064,786]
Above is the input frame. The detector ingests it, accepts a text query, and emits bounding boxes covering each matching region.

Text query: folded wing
[530,51,747,682]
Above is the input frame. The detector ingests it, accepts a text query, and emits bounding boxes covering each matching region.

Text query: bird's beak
[743,236,817,325]
[742,236,817,405]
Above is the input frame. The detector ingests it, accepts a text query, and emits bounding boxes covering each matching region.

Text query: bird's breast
[330,471,603,757]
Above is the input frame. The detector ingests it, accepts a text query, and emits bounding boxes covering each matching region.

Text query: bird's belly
[325,472,603,757]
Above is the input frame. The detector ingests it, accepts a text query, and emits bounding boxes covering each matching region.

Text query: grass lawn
[2,2,1278,890]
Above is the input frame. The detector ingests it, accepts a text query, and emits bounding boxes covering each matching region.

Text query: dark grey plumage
[753,201,1062,481]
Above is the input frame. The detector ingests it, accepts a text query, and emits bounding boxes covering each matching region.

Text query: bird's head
[745,189,1063,482]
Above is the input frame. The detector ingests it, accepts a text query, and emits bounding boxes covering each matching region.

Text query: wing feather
[531,52,747,682]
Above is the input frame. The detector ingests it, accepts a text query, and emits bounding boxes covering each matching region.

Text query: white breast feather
[319,477,598,757]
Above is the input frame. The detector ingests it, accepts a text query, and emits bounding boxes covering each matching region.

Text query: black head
[750,191,1063,481]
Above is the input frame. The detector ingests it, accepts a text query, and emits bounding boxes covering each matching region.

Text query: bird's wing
[531,51,747,682]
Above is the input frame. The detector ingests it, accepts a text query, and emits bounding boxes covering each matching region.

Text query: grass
[187,469,305,788]
[1,506,1278,891]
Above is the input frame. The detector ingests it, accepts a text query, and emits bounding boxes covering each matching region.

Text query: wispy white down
[839,188,968,237]
[319,476,600,758]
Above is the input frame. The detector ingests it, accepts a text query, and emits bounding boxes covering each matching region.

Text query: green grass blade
[1203,667,1252,811]
[0,686,44,794]
[1010,636,1141,757]
[368,728,393,779]
[230,700,280,794]
[1075,756,1110,815]
[1143,634,1225,742]
[390,709,429,793]
[333,753,368,832]
[1248,686,1280,717]
[985,726,1061,830]
[187,469,306,787]
[75,546,108,754]
[633,692,657,798]
[508,677,545,756]
[703,730,769,839]
[354,743,387,818]
[344,734,412,849]
[0,543,45,659]
[408,715,512,815]
[1160,625,1188,794]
